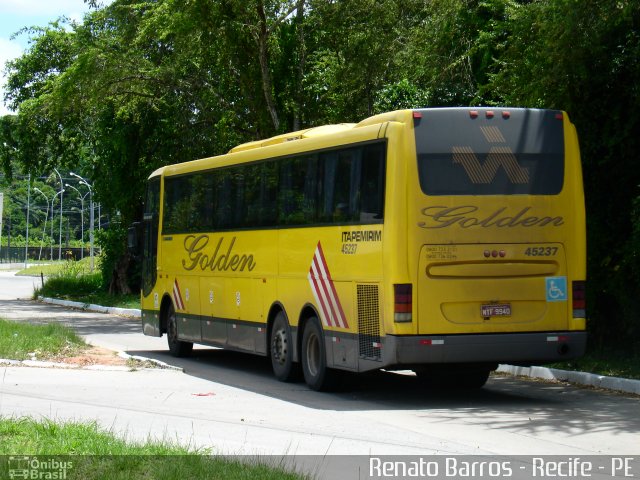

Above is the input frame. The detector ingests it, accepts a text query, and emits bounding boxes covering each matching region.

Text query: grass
[26,258,141,309]
[38,285,140,310]
[16,258,97,277]
[0,418,305,479]
[0,318,86,361]
[549,347,640,380]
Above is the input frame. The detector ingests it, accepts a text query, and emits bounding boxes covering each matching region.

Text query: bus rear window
[415,108,564,195]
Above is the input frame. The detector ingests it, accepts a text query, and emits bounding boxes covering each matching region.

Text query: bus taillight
[394,284,412,323]
[572,281,586,318]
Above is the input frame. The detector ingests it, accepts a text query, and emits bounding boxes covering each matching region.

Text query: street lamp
[33,187,51,262]
[53,168,64,262]
[70,172,94,272]
[52,188,64,260]
[24,174,31,269]
[65,183,89,259]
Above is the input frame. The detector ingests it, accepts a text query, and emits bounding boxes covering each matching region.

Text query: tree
[484,0,640,347]
[3,0,638,352]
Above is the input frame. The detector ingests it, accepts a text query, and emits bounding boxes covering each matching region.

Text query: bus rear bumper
[384,331,587,368]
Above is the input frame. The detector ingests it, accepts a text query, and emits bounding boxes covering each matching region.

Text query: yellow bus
[131,107,586,390]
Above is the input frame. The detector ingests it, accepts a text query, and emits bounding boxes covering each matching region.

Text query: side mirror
[127,222,142,257]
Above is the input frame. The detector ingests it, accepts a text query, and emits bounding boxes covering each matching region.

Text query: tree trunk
[109,251,132,295]
[256,1,280,131]
[293,0,305,131]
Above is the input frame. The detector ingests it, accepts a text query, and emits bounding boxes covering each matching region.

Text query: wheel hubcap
[306,333,319,377]
[168,316,177,342]
[272,329,287,365]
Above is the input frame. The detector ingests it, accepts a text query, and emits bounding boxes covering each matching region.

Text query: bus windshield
[415,108,565,196]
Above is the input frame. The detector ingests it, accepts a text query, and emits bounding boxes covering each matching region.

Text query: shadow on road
[4,297,639,441]
[128,346,640,441]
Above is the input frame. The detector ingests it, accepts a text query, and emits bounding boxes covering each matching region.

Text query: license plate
[481,303,512,317]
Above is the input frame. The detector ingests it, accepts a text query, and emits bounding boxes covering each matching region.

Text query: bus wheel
[301,317,341,391]
[270,312,300,382]
[166,304,193,357]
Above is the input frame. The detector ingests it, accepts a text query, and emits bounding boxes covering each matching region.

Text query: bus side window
[318,143,384,225]
[359,143,385,222]
[244,162,277,228]
[278,155,317,225]
[215,170,233,229]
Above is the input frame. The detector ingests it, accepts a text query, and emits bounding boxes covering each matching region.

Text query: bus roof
[148,123,358,179]
[228,123,356,153]
[148,110,417,179]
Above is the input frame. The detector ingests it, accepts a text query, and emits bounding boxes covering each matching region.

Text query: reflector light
[394,284,412,323]
[486,111,495,118]
[469,110,479,119]
[413,111,423,119]
[484,250,491,258]
[572,280,586,318]
[499,250,506,258]
[502,111,511,119]
[491,250,498,258]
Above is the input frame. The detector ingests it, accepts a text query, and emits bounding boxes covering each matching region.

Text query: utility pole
[54,168,63,261]
[24,174,31,268]
[0,192,3,263]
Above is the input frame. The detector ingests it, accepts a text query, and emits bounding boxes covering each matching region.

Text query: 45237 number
[341,243,357,255]
[524,246,558,257]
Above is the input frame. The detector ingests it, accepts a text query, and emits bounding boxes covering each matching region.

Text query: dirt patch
[55,345,128,367]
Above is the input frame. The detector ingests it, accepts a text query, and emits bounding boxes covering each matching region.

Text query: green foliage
[0,418,305,479]
[27,258,140,307]
[373,80,431,113]
[35,261,104,299]
[0,175,90,253]
[484,0,640,347]
[551,346,640,380]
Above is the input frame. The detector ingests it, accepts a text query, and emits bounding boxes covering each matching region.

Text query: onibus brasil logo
[8,456,73,479]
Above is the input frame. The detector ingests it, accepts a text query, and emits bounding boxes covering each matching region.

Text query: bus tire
[301,317,342,391]
[270,312,300,382]
[166,303,193,357]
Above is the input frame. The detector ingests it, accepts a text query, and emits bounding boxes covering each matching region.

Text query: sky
[0,0,100,116]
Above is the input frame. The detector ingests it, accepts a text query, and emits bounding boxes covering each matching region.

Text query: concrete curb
[0,356,181,372]
[35,296,639,395]
[117,351,183,372]
[0,357,133,371]
[39,296,141,318]
[497,364,640,395]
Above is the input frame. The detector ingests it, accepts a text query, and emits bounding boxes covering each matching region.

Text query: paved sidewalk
[0,262,28,270]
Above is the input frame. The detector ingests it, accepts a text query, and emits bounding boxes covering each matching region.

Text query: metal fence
[0,246,100,263]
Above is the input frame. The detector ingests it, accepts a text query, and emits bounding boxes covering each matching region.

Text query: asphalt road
[0,270,43,300]
[0,270,639,478]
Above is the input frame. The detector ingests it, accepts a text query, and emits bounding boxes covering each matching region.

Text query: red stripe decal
[308,241,348,328]
[173,279,185,311]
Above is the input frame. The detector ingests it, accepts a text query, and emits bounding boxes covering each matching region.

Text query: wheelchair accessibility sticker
[546,276,568,302]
